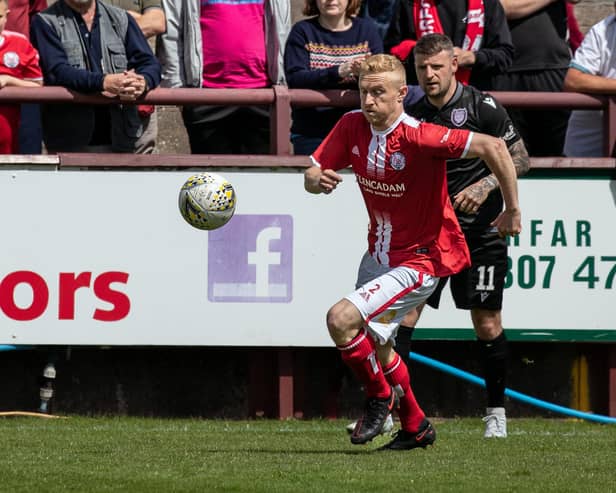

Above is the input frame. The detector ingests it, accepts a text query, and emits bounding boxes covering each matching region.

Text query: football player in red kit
[305,54,521,450]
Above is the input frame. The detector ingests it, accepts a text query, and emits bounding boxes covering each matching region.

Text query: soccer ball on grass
[178,172,236,230]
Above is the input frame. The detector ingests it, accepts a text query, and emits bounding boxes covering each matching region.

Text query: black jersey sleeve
[475,93,521,148]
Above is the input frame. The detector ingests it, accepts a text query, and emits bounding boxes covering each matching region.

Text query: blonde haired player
[305,54,521,449]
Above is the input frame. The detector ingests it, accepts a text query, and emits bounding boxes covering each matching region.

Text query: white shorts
[345,252,439,345]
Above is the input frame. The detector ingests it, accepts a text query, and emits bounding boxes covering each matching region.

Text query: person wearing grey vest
[30,0,161,152]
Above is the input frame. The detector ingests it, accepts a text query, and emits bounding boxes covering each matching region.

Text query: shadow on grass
[197,447,381,455]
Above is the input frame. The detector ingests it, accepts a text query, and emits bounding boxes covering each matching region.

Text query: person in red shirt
[0,0,42,154]
[305,53,521,450]
[5,0,46,154]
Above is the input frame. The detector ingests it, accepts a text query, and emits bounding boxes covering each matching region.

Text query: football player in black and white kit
[402,33,530,438]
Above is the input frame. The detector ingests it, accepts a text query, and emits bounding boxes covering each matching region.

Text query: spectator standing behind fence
[384,0,514,91]
[0,0,43,154]
[5,0,46,154]
[491,0,577,157]
[284,0,382,155]
[107,0,166,154]
[156,0,289,155]
[563,4,616,158]
[30,0,161,153]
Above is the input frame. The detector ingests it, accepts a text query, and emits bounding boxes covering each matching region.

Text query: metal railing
[0,86,614,163]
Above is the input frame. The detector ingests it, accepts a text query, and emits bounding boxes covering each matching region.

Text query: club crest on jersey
[3,52,19,69]
[451,108,468,127]
[389,152,406,170]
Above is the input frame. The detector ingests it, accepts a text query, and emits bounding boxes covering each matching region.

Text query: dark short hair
[303,0,362,17]
[414,33,455,58]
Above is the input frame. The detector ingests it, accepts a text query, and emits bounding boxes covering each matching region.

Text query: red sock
[383,353,425,432]
[338,329,390,399]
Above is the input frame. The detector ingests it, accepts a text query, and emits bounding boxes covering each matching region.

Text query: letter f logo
[208,215,293,302]
[248,227,281,297]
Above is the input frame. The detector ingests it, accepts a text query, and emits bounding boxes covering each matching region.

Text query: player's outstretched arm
[304,166,343,195]
[466,133,521,237]
[452,138,529,214]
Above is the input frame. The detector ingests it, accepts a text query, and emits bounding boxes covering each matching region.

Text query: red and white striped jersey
[311,110,472,277]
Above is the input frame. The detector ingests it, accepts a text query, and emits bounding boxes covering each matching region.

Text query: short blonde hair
[359,54,407,87]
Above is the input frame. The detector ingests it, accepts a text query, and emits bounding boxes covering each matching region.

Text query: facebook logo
[207,215,293,302]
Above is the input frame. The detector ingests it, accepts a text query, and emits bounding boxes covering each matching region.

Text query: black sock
[477,331,508,408]
[395,325,415,365]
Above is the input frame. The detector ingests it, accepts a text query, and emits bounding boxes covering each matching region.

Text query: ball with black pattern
[178,172,236,230]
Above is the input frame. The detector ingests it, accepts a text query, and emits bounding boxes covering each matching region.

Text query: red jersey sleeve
[413,121,472,160]
[20,40,42,81]
[310,113,353,171]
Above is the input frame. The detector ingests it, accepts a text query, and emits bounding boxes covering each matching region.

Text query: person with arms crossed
[305,53,521,449]
[404,33,529,438]
[0,0,43,154]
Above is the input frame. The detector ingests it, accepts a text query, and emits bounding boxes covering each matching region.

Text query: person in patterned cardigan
[284,0,383,155]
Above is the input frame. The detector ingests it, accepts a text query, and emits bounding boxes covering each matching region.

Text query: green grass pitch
[0,417,614,492]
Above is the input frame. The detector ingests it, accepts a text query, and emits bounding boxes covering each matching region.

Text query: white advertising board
[0,169,614,346]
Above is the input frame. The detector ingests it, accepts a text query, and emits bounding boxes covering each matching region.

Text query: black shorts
[427,227,507,310]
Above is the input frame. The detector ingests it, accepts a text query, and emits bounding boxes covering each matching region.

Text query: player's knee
[472,309,503,340]
[326,301,361,344]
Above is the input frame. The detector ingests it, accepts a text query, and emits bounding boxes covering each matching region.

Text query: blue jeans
[18,104,42,154]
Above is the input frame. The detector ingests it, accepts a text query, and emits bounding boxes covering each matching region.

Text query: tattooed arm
[453,139,530,215]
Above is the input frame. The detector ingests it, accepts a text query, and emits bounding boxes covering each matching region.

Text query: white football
[178,172,236,230]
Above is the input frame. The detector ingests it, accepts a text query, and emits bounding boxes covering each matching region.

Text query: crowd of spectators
[0,0,611,157]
